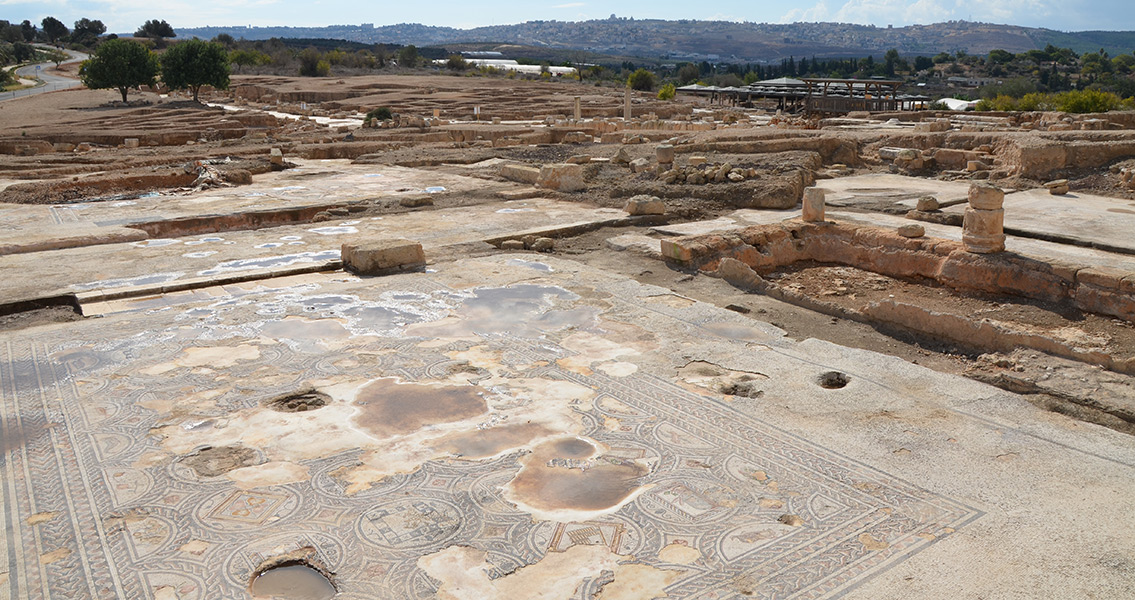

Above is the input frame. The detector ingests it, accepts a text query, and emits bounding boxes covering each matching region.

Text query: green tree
[45,48,69,67]
[212,33,235,47]
[627,68,655,91]
[298,47,329,77]
[40,17,68,46]
[913,55,934,71]
[79,38,159,102]
[135,19,175,47]
[988,49,1014,64]
[20,20,36,42]
[677,63,700,84]
[657,82,676,100]
[229,49,267,73]
[160,39,229,102]
[71,18,105,47]
[397,45,419,68]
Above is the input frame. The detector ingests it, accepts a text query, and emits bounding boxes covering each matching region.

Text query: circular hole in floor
[264,390,330,413]
[250,560,336,600]
[817,371,850,389]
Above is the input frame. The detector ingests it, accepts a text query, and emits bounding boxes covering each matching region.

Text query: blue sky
[3,0,1131,34]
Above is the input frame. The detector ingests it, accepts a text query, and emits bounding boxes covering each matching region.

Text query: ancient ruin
[1,64,1134,600]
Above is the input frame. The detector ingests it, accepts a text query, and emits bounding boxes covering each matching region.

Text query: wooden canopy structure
[801,78,924,114]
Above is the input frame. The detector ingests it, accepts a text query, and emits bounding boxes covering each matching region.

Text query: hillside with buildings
[179,18,1135,62]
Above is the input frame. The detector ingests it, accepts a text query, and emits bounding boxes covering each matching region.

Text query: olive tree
[79,38,159,102]
[160,39,230,102]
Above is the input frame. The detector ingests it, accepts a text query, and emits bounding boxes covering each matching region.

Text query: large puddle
[506,437,649,513]
[430,422,556,460]
[352,378,488,438]
[249,563,335,600]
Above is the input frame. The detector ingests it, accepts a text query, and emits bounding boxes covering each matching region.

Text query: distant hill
[179,19,1135,62]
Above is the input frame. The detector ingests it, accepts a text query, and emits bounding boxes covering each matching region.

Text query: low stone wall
[661,221,1135,323]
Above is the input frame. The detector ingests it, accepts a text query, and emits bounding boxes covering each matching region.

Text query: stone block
[689,155,707,166]
[802,187,826,223]
[967,182,1004,210]
[624,195,665,215]
[656,144,675,164]
[270,148,285,165]
[630,158,654,174]
[500,164,541,184]
[897,224,926,238]
[500,240,525,250]
[566,155,591,164]
[530,237,555,252]
[124,138,140,148]
[342,239,426,275]
[916,196,940,211]
[1044,179,1070,195]
[536,163,586,192]
[563,131,591,144]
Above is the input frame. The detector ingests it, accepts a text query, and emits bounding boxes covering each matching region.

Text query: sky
[3,0,1131,35]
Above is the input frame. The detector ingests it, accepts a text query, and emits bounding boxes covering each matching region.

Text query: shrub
[446,54,468,70]
[298,48,329,77]
[627,68,655,91]
[364,107,392,126]
[657,82,676,100]
[1053,89,1123,113]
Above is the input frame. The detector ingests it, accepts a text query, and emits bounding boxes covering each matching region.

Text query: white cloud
[780,1,832,23]
[554,2,585,8]
[780,0,1056,26]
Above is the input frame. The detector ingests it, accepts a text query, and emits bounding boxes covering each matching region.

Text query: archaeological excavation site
[2,72,1135,600]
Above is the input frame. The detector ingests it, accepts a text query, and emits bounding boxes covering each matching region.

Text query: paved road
[1,46,87,102]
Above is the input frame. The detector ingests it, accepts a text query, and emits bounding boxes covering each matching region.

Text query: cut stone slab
[0,199,630,302]
[827,209,1135,273]
[342,239,426,274]
[652,217,738,236]
[604,233,661,256]
[819,173,972,209]
[536,163,586,192]
[943,187,1135,254]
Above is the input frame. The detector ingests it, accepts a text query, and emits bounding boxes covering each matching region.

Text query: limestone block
[962,208,1005,254]
[530,237,555,252]
[500,240,525,250]
[967,183,1004,210]
[689,155,707,167]
[536,163,586,192]
[802,187,826,223]
[966,160,989,172]
[566,155,591,164]
[897,224,926,238]
[612,147,632,164]
[630,158,654,174]
[916,196,940,211]
[624,195,665,215]
[563,131,591,144]
[342,239,426,275]
[1044,179,1070,195]
[270,148,285,165]
[500,164,541,184]
[124,138,140,148]
[656,144,675,164]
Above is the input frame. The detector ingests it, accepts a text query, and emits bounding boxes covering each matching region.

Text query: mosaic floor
[0,255,992,600]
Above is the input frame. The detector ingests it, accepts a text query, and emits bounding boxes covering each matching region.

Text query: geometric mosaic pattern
[0,275,982,599]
